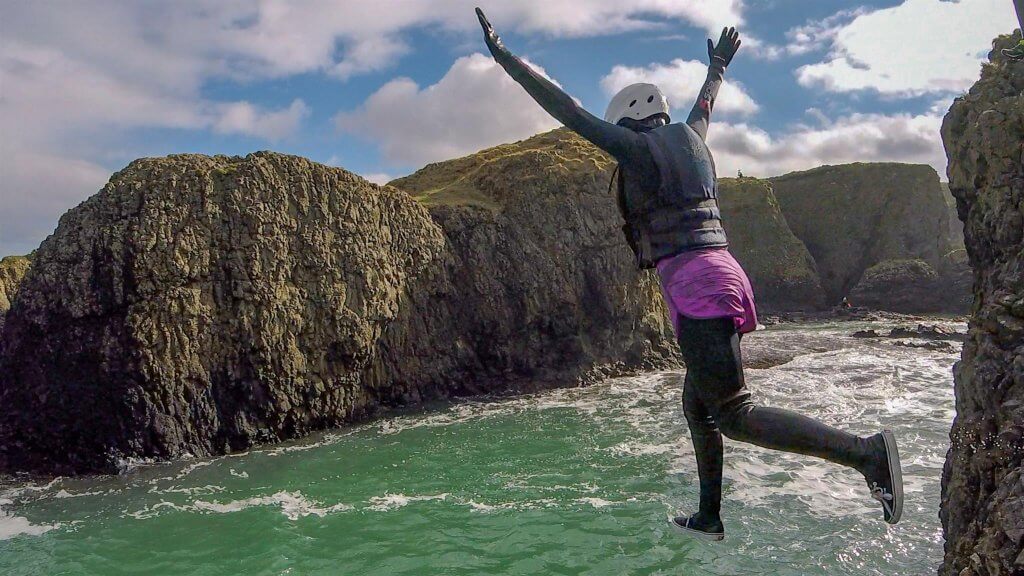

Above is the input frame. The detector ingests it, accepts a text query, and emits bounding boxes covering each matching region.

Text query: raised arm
[476,8,640,159]
[686,27,741,141]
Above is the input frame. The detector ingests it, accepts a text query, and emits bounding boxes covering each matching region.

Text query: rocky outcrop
[717,177,825,311]
[0,152,447,474]
[0,137,683,475]
[0,255,31,333]
[377,128,678,404]
[939,32,1024,576]
[770,163,963,311]
[849,258,942,312]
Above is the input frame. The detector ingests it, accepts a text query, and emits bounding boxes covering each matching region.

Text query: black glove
[707,27,741,68]
[476,7,508,59]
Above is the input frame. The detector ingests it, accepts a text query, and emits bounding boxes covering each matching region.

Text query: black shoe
[861,429,903,524]
[668,513,725,541]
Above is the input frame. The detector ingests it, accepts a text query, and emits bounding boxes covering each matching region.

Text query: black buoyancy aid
[615,122,727,269]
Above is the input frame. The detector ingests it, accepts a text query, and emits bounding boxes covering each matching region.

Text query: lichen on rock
[939,32,1024,576]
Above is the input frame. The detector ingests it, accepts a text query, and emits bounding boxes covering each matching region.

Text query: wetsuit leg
[682,369,724,521]
[676,316,872,473]
[1016,0,1023,30]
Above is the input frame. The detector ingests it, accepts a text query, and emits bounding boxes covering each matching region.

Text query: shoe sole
[881,429,903,524]
[667,517,725,541]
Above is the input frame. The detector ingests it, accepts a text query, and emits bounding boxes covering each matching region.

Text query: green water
[1,322,958,575]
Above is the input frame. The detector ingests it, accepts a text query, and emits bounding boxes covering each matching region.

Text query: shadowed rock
[0,138,685,475]
[939,31,1024,576]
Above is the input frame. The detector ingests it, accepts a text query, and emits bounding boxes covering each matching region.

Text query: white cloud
[213,99,310,140]
[600,59,759,118]
[334,53,562,166]
[361,173,395,185]
[0,0,750,255]
[746,8,869,60]
[796,0,1015,95]
[0,151,111,256]
[707,112,946,178]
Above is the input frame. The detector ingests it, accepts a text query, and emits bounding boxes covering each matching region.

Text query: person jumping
[475,7,903,540]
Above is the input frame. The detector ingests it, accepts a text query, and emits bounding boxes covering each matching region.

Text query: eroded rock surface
[380,128,679,400]
[939,32,1024,576]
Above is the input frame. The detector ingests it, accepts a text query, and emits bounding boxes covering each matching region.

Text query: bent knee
[712,401,754,439]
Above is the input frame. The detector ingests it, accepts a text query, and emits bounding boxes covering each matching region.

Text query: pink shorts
[655,247,758,337]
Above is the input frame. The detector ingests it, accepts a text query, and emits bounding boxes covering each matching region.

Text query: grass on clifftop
[390,128,614,211]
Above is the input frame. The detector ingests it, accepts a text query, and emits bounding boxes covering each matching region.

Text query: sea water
[0,321,959,575]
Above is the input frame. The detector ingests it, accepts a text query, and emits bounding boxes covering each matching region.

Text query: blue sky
[0,0,1017,255]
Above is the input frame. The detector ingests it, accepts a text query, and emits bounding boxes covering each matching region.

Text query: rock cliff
[0,152,447,474]
[376,128,679,405]
[770,163,965,311]
[0,138,683,475]
[939,32,1024,576]
[717,177,824,311]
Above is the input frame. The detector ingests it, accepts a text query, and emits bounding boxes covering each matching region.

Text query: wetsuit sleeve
[685,58,727,141]
[491,48,641,160]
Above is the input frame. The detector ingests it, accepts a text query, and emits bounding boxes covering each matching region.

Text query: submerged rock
[770,162,965,312]
[940,32,1024,576]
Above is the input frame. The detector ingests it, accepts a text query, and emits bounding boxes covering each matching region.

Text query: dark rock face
[770,163,962,310]
[939,32,1024,576]
[0,152,447,474]
[717,177,825,311]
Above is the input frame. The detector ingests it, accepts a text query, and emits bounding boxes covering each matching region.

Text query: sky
[0,0,1018,256]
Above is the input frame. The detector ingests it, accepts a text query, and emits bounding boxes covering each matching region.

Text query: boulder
[849,258,941,312]
[939,32,1024,576]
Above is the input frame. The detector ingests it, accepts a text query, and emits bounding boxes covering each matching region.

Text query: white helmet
[604,83,670,125]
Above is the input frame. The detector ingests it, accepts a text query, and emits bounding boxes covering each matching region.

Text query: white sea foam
[365,493,449,512]
[192,491,352,520]
[576,497,615,508]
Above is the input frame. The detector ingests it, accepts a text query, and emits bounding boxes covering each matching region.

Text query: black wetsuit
[492,46,881,526]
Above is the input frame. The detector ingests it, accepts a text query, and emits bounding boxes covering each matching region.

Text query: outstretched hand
[476,7,506,58]
[707,27,741,67]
